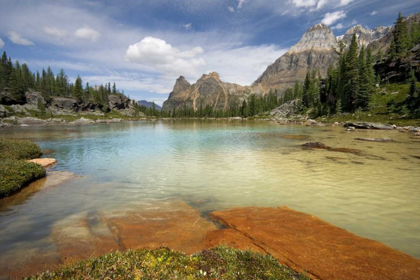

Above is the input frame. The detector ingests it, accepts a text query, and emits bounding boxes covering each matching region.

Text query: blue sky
[0,0,419,106]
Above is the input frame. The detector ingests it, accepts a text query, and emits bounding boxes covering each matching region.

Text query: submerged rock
[210,206,420,280]
[355,137,394,142]
[281,135,310,139]
[302,142,330,149]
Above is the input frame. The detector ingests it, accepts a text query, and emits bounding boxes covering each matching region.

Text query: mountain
[339,25,392,48]
[162,72,258,112]
[163,21,393,112]
[253,23,339,93]
[137,100,162,111]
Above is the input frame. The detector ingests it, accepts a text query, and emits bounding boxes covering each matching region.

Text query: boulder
[68,117,95,125]
[0,104,8,117]
[9,104,30,115]
[0,89,26,105]
[344,121,393,130]
[50,97,79,115]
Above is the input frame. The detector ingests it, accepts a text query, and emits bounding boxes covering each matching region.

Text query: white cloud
[7,31,34,46]
[74,27,101,42]
[321,10,346,25]
[183,23,192,30]
[339,0,353,6]
[238,0,246,8]
[331,23,344,29]
[316,0,329,10]
[124,37,205,76]
[228,6,235,12]
[44,27,67,37]
[292,0,317,8]
[0,38,4,48]
[370,11,377,16]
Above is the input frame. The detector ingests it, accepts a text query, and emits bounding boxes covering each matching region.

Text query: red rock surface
[210,206,420,280]
[106,201,217,254]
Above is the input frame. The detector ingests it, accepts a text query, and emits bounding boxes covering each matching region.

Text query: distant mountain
[163,19,397,111]
[137,100,162,111]
[254,23,339,92]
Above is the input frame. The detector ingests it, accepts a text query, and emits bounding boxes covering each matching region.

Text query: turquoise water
[0,120,419,275]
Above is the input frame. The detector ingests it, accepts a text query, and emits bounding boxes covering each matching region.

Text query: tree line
[0,51,126,110]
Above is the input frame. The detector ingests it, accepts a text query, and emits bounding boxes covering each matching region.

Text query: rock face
[253,23,339,93]
[162,72,256,112]
[210,207,420,280]
[340,25,392,48]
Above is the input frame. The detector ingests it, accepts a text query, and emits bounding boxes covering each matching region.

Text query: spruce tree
[344,34,359,112]
[302,72,310,109]
[406,69,417,113]
[112,82,117,94]
[356,46,369,110]
[393,12,411,58]
[74,76,83,103]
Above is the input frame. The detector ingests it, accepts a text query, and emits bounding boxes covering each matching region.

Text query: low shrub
[0,138,43,160]
[0,159,46,197]
[25,246,309,280]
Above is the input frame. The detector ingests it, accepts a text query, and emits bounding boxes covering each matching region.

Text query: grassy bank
[0,138,45,197]
[25,247,309,280]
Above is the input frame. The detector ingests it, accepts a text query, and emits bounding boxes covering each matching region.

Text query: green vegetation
[25,247,309,280]
[0,138,45,197]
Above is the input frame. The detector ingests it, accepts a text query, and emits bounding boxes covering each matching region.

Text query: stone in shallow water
[106,201,217,254]
[281,135,310,139]
[302,142,330,149]
[27,158,57,168]
[209,206,420,280]
[355,138,394,142]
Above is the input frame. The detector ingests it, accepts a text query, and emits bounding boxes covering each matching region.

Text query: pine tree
[393,12,411,58]
[74,75,83,103]
[112,82,117,94]
[389,37,397,60]
[302,72,310,108]
[343,34,359,112]
[406,69,417,113]
[356,46,369,109]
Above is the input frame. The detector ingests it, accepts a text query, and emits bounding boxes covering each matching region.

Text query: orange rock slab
[106,201,217,254]
[210,206,420,280]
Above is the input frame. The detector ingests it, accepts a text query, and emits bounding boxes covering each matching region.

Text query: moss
[0,159,46,197]
[25,247,309,280]
[0,138,43,160]
[0,139,46,197]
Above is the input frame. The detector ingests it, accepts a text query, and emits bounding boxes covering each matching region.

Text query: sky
[0,0,419,106]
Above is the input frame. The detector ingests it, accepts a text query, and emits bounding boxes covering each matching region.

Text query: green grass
[0,159,46,197]
[0,138,46,197]
[0,138,43,160]
[25,247,309,280]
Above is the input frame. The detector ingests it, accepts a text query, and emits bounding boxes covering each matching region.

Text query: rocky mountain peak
[339,25,392,47]
[308,23,329,32]
[288,23,338,54]
[199,72,221,82]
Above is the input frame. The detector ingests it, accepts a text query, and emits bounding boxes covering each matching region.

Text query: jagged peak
[308,23,329,32]
[199,72,221,82]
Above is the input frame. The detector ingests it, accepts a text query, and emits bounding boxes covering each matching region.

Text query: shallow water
[0,120,419,274]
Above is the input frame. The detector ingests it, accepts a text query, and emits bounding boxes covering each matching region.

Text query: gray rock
[0,105,8,117]
[9,104,30,115]
[344,122,393,130]
[355,138,394,142]
[51,97,78,114]
[17,117,47,125]
[68,117,95,125]
[270,100,300,118]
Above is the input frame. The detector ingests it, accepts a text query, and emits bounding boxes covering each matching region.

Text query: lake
[0,120,419,276]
